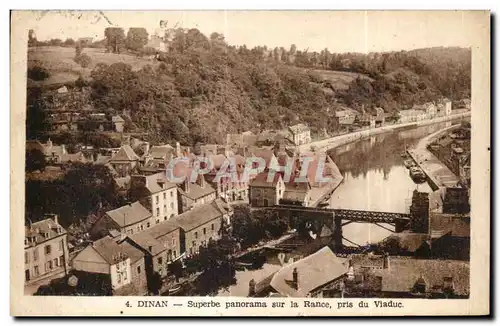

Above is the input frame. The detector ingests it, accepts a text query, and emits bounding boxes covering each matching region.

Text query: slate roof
[350,253,386,270]
[128,231,168,256]
[249,171,283,188]
[110,145,139,162]
[91,236,144,265]
[178,179,216,200]
[105,202,152,228]
[169,199,226,232]
[263,247,349,297]
[372,257,470,296]
[25,217,67,245]
[382,232,429,252]
[94,155,112,165]
[149,145,175,159]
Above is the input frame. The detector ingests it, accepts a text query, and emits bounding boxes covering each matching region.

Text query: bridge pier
[333,215,343,251]
[395,220,407,233]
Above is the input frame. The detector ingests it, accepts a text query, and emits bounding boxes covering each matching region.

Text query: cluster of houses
[249,189,470,298]
[24,121,346,295]
[41,86,126,133]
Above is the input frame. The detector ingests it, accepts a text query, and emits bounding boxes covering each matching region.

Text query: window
[158,257,163,265]
[163,193,166,200]
[123,271,128,281]
[25,252,29,264]
[164,204,166,212]
[59,255,64,267]
[173,251,177,258]
[147,222,151,228]
[137,226,140,233]
[203,227,206,235]
[164,216,167,221]
[59,240,64,251]
[137,266,141,274]
[117,273,122,284]
[170,191,174,197]
[194,231,198,239]
[45,245,51,255]
[171,238,176,246]
[211,224,214,231]
[156,195,159,204]
[156,219,160,224]
[156,208,160,216]
[34,265,39,276]
[170,202,174,209]
[140,225,144,231]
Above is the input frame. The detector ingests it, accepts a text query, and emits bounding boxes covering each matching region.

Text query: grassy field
[291,66,373,90]
[28,46,160,87]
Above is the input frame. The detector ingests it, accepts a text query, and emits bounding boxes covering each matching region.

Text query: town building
[251,247,349,298]
[369,257,470,298]
[126,220,181,285]
[129,172,179,223]
[248,172,285,207]
[335,109,357,126]
[177,175,217,214]
[170,199,232,257]
[90,201,154,239]
[288,123,311,146]
[204,154,250,204]
[24,215,69,293]
[72,235,148,296]
[26,139,67,165]
[108,145,140,177]
[112,115,125,132]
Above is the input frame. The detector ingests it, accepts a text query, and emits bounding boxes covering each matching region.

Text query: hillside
[26,31,471,146]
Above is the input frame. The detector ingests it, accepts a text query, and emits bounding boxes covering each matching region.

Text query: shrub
[74,53,92,68]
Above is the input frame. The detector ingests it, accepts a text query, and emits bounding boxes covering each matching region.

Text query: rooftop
[260,246,349,297]
[372,257,470,296]
[105,201,152,228]
[170,199,228,232]
[109,145,139,162]
[25,216,67,246]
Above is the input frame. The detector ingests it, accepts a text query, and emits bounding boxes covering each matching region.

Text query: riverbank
[406,124,462,191]
[299,111,471,153]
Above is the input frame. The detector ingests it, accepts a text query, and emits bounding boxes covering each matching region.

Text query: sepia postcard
[10,10,490,316]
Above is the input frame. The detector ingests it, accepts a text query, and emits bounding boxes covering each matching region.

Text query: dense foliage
[28,28,470,146]
[25,163,122,227]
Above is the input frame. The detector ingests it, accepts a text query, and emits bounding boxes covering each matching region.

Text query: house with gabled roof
[109,145,140,177]
[89,201,154,240]
[72,235,148,296]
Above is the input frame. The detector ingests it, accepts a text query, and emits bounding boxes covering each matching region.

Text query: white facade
[152,186,179,224]
[110,258,131,290]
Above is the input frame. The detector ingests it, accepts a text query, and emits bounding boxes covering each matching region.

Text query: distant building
[335,109,357,126]
[288,123,311,146]
[24,215,69,293]
[72,235,148,296]
[90,201,153,239]
[26,139,67,165]
[77,37,94,46]
[109,145,140,177]
[112,115,125,133]
[252,247,349,298]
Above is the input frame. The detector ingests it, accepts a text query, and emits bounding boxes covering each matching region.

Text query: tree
[289,44,297,56]
[125,27,149,51]
[28,29,37,47]
[104,27,125,53]
[63,38,75,47]
[26,149,46,172]
[74,53,92,68]
[75,41,83,57]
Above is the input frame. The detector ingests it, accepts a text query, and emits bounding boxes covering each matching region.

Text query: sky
[22,10,479,53]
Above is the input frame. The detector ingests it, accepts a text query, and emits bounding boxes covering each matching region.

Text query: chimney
[196,175,206,188]
[143,142,150,154]
[46,138,53,148]
[248,279,256,297]
[182,178,190,193]
[176,142,181,157]
[292,267,299,290]
[61,144,67,155]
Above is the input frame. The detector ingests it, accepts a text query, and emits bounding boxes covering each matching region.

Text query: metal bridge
[270,205,411,225]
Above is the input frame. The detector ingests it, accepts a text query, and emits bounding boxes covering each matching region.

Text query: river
[217,120,459,297]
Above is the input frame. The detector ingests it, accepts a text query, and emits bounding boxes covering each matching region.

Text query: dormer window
[413,277,426,294]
